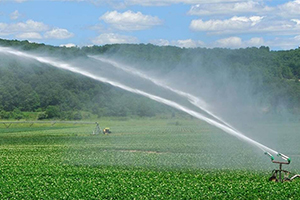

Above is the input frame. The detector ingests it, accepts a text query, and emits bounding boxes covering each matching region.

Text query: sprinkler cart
[265,152,300,182]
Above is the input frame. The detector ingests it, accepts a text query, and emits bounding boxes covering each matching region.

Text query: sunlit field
[1,118,299,199]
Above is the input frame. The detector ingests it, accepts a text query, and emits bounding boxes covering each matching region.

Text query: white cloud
[257,19,300,35]
[186,1,300,18]
[44,28,74,39]
[0,20,49,36]
[124,0,244,6]
[99,10,163,31]
[215,36,242,48]
[0,19,74,40]
[190,16,264,32]
[152,39,170,46]
[175,39,204,48]
[151,38,204,48]
[16,32,42,39]
[0,0,27,2]
[52,0,247,7]
[59,43,77,48]
[291,19,300,25]
[264,35,300,50]
[189,15,300,35]
[188,1,272,16]
[92,33,139,45]
[152,36,299,50]
[214,37,266,48]
[245,37,264,47]
[10,10,21,20]
[278,0,300,17]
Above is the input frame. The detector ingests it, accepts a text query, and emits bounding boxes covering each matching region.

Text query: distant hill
[84,43,300,116]
[1,38,300,120]
[0,39,176,120]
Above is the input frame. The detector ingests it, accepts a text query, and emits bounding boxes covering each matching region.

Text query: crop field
[0,118,299,199]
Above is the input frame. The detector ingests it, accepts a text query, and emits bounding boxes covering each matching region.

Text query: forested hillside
[84,44,300,116]
[0,39,300,120]
[0,39,175,120]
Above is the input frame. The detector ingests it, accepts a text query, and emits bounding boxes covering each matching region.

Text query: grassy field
[0,118,299,199]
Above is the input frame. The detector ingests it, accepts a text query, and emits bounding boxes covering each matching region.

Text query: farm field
[0,118,299,199]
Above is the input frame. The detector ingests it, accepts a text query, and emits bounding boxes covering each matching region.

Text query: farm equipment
[265,152,300,182]
[103,127,111,134]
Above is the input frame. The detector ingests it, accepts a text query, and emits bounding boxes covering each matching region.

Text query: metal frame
[265,152,299,182]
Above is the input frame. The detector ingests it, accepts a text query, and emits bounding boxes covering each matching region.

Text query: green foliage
[37,112,47,120]
[85,44,300,115]
[0,38,85,59]
[0,110,10,119]
[0,119,299,199]
[11,108,24,120]
[45,105,60,119]
[1,39,300,117]
[0,49,173,118]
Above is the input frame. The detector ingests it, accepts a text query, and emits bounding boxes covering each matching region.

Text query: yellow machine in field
[103,127,111,134]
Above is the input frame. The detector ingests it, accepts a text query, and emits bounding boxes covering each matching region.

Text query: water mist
[0,46,280,156]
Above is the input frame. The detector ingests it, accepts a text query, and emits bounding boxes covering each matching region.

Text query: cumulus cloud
[152,38,205,48]
[0,19,74,40]
[152,37,266,49]
[278,0,300,17]
[59,43,77,48]
[291,19,300,25]
[0,0,27,2]
[10,10,21,20]
[189,15,300,36]
[215,36,242,48]
[92,33,139,45]
[16,32,43,39]
[0,20,49,36]
[190,16,264,32]
[246,37,264,47]
[44,28,74,39]
[187,1,300,18]
[211,37,270,49]
[152,39,170,46]
[264,35,300,50]
[99,10,163,31]
[175,39,205,48]
[188,1,272,16]
[124,0,244,6]
[53,0,246,7]
[152,36,300,50]
[214,37,266,48]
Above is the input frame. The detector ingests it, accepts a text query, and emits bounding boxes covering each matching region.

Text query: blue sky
[0,0,300,50]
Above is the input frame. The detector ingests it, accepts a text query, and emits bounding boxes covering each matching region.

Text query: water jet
[0,46,294,175]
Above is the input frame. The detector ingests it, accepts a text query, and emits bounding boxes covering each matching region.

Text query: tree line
[0,39,300,120]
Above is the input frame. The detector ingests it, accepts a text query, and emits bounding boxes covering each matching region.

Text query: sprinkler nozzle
[277,153,291,163]
[264,152,274,161]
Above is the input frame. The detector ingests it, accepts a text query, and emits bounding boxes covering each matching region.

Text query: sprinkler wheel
[265,152,300,182]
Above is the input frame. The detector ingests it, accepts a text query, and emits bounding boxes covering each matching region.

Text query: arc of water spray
[89,55,237,131]
[0,47,278,155]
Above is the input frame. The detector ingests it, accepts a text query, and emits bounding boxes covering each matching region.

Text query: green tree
[45,106,60,119]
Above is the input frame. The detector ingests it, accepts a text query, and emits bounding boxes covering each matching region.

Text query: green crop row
[0,119,299,199]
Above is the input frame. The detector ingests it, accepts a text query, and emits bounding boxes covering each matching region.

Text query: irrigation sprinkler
[265,152,300,182]
[93,122,102,135]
